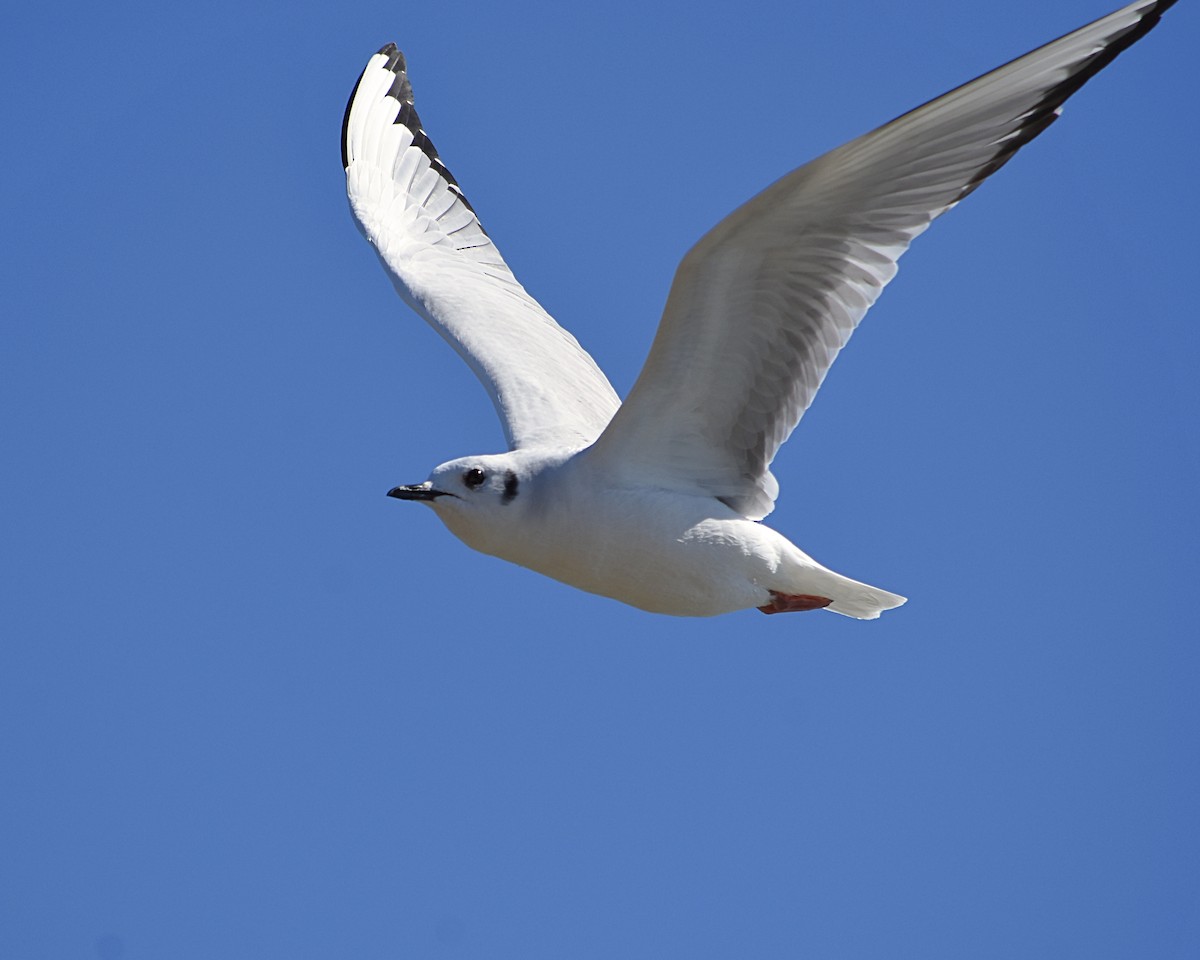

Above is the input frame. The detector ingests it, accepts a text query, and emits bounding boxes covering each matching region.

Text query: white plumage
[342,0,1177,618]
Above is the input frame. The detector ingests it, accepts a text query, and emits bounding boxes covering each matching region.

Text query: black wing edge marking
[926,0,1178,205]
[340,42,484,226]
[713,1,1176,517]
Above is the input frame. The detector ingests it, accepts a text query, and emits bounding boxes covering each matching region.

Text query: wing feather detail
[343,46,620,451]
[587,0,1177,519]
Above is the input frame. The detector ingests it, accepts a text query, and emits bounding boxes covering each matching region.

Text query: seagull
[341,0,1177,619]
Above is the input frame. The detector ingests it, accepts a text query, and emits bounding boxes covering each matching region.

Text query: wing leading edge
[343,46,620,452]
[586,0,1177,519]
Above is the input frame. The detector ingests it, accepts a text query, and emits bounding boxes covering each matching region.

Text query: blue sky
[2,0,1197,957]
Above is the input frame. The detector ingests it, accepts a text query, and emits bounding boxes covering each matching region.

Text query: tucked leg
[757,591,833,615]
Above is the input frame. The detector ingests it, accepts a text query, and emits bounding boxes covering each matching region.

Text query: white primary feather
[342,46,620,452]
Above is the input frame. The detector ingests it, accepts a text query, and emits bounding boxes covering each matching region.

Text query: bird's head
[387,452,531,553]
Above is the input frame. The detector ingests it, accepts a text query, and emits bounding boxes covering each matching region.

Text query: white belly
[468,487,796,616]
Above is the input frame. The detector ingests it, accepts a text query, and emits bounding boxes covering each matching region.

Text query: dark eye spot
[463,467,486,489]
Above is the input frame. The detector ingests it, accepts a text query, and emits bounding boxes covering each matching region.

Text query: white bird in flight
[342,0,1177,619]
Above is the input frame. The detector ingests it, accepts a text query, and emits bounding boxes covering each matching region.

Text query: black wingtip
[341,43,406,171]
[950,0,1180,203]
[339,42,484,226]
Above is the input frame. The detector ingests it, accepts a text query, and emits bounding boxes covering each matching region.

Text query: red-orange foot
[757,591,834,615]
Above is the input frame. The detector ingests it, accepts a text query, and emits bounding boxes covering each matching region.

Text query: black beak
[386,483,447,502]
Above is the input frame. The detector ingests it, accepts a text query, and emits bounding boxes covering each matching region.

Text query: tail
[772,564,907,620]
[824,577,907,620]
[773,543,907,620]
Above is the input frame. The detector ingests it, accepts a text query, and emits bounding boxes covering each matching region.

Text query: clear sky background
[2,1,1197,957]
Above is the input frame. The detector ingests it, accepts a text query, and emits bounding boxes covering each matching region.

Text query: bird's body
[418,450,903,617]
[341,0,1179,619]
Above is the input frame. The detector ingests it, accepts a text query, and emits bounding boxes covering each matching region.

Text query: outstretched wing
[587,0,1176,519]
[343,46,620,451]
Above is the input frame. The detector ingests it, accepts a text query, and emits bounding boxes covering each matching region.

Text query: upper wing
[586,0,1177,519]
[343,46,620,452]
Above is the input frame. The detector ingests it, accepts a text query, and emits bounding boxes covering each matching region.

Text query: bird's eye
[463,467,487,489]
